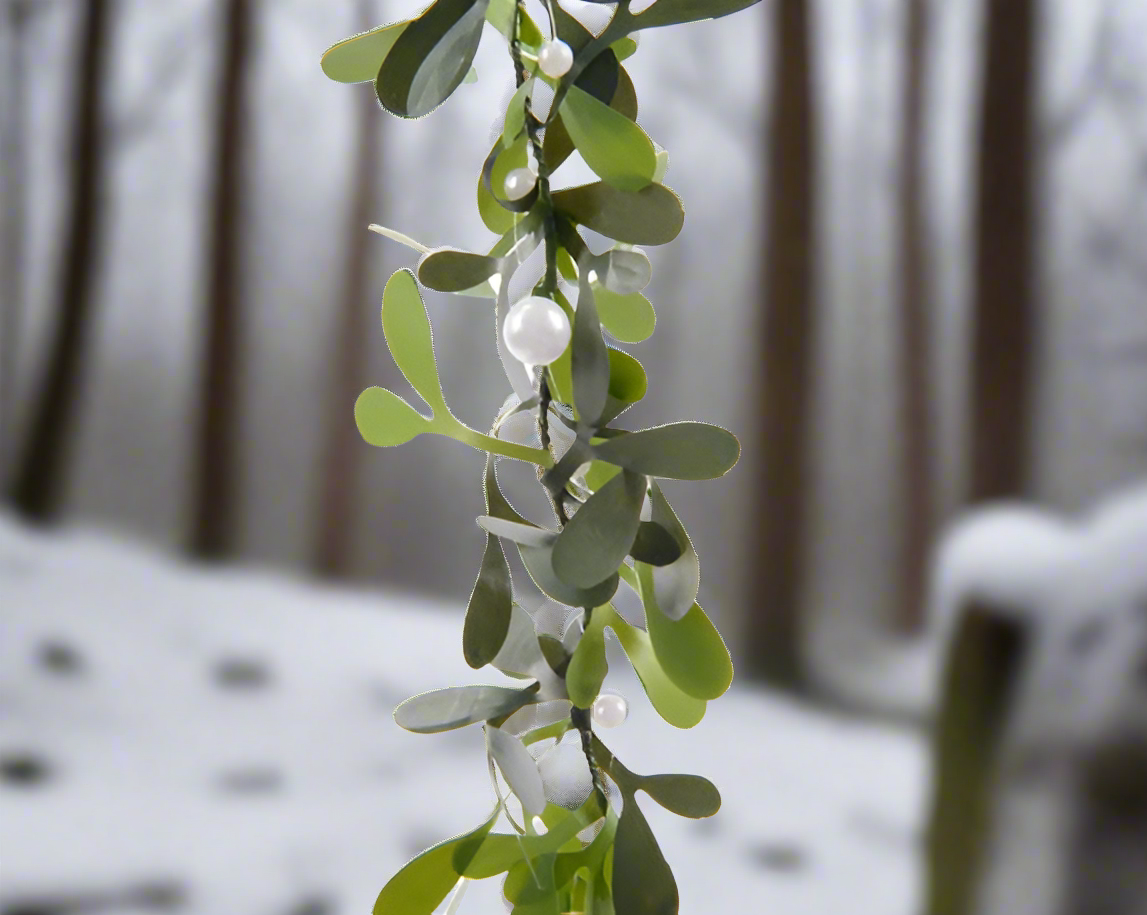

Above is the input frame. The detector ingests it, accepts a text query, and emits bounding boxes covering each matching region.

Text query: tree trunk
[894,0,934,632]
[6,0,112,519]
[747,0,817,687]
[190,0,254,558]
[1,1,31,487]
[968,0,1038,502]
[313,0,382,578]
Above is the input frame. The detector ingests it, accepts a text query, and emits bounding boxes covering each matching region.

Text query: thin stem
[450,423,552,466]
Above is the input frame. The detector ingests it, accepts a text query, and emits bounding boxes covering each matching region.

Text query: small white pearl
[537,39,574,79]
[531,815,549,835]
[503,167,536,201]
[592,693,629,729]
[503,296,571,366]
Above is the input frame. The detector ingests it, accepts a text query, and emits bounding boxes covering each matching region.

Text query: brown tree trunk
[190,0,254,558]
[313,0,382,578]
[747,0,817,687]
[895,0,934,632]
[968,0,1038,502]
[1,1,31,487]
[7,0,112,519]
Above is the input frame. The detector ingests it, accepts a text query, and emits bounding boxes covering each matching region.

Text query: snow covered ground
[0,515,927,915]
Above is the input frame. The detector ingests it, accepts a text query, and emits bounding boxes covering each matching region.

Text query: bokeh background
[2,0,1147,913]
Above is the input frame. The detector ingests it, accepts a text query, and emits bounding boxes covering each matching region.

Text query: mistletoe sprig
[322,1,761,912]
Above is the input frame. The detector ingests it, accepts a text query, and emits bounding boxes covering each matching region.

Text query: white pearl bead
[592,693,629,729]
[537,39,574,79]
[503,167,536,201]
[503,296,571,366]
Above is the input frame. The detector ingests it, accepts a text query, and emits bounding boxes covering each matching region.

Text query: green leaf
[373,807,499,915]
[488,725,547,815]
[600,605,706,729]
[545,66,636,172]
[492,603,546,679]
[638,774,721,819]
[601,248,652,295]
[583,459,621,492]
[612,795,679,915]
[629,522,683,567]
[322,20,408,84]
[592,422,740,480]
[560,86,656,192]
[485,455,530,525]
[502,77,533,147]
[376,0,491,118]
[418,248,501,293]
[485,0,544,45]
[571,272,610,427]
[553,470,645,589]
[394,683,540,733]
[611,35,638,61]
[607,348,647,403]
[631,0,764,30]
[382,269,447,411]
[553,183,685,246]
[467,799,603,879]
[463,533,513,668]
[519,541,620,608]
[638,563,732,701]
[478,516,556,549]
[479,134,529,234]
[354,387,431,447]
[566,609,608,708]
[648,483,699,620]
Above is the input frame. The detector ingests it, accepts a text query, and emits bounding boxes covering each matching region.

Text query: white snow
[0,514,926,915]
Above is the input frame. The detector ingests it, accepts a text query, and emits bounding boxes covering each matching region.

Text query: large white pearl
[503,296,571,366]
[537,39,574,79]
[592,693,629,729]
[503,167,536,201]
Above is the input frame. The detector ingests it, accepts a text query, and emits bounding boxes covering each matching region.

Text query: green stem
[449,422,552,466]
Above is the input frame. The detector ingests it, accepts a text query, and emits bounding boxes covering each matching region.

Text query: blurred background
[2,0,1147,913]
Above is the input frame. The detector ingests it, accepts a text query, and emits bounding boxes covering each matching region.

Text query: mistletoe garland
[322,1,761,912]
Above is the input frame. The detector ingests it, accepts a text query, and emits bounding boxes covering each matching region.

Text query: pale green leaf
[381,269,446,411]
[322,20,408,84]
[560,86,656,192]
[592,423,740,480]
[488,725,547,815]
[394,684,540,733]
[354,387,431,447]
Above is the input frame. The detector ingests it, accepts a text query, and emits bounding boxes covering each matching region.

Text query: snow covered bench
[922,484,1147,915]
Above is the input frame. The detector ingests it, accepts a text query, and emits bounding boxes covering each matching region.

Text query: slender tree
[748,0,817,686]
[1,1,32,487]
[313,0,382,577]
[967,0,1038,502]
[190,0,254,558]
[894,0,934,632]
[7,0,112,519]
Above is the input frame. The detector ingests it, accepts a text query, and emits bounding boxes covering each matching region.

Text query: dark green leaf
[551,3,619,105]
[553,183,685,246]
[649,484,699,620]
[629,522,683,566]
[538,634,570,677]
[418,248,501,292]
[561,86,656,191]
[592,422,740,480]
[638,774,721,819]
[382,269,446,411]
[394,683,540,733]
[354,387,431,447]
[376,0,491,118]
[571,270,610,427]
[638,563,733,701]
[518,541,620,608]
[553,470,645,588]
[566,605,608,708]
[630,0,764,30]
[322,20,408,84]
[463,534,513,669]
[613,795,679,915]
[373,808,498,915]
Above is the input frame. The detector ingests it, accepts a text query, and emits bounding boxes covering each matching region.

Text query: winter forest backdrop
[3,0,1147,696]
